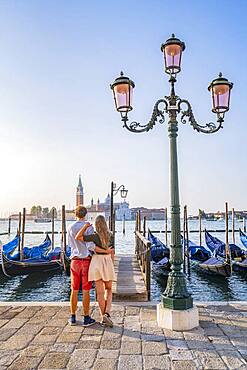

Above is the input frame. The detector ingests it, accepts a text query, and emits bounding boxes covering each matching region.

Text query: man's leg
[81,258,95,326]
[82,289,90,316]
[69,260,81,325]
[70,289,79,314]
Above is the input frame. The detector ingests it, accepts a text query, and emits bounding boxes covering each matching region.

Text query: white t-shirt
[67,220,95,259]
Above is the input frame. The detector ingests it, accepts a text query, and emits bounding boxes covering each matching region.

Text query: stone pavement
[0,302,247,369]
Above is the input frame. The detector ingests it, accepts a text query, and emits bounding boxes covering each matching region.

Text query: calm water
[0,219,246,302]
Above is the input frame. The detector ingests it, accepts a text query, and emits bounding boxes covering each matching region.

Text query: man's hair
[75,205,87,219]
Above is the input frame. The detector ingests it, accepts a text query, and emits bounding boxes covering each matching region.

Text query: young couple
[67,205,115,327]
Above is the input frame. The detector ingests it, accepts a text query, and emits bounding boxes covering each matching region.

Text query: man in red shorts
[67,205,96,326]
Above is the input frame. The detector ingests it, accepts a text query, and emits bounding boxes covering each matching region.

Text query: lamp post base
[157,303,199,331]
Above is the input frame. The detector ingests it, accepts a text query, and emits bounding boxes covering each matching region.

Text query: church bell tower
[76,175,84,207]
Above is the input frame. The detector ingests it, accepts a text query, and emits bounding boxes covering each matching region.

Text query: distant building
[115,200,132,221]
[131,207,166,221]
[76,175,84,206]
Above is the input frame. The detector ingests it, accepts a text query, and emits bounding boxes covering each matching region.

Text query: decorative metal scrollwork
[123,99,168,133]
[178,99,223,134]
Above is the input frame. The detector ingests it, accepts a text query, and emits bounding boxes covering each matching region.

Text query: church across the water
[75,175,132,222]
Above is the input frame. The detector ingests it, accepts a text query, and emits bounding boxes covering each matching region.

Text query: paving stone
[45,318,68,327]
[169,349,193,361]
[17,324,43,336]
[0,320,8,329]
[140,308,156,321]
[193,349,227,369]
[141,333,165,342]
[209,335,235,350]
[144,355,171,370]
[101,338,121,349]
[8,355,42,370]
[142,341,168,355]
[126,306,141,316]
[98,349,119,359]
[0,328,17,341]
[171,360,198,370]
[3,318,28,329]
[40,326,62,335]
[16,307,41,319]
[118,355,142,370]
[1,334,34,350]
[203,326,225,336]
[0,351,19,366]
[103,325,123,339]
[231,336,247,351]
[39,352,70,369]
[120,341,141,354]
[167,339,189,350]
[56,331,82,343]
[186,337,213,350]
[76,335,101,349]
[33,333,59,344]
[163,328,184,340]
[239,349,247,361]
[0,306,11,314]
[218,349,247,369]
[83,323,105,336]
[63,323,85,332]
[21,344,49,357]
[67,349,97,369]
[93,358,117,370]
[0,311,18,320]
[122,330,141,342]
[49,343,75,353]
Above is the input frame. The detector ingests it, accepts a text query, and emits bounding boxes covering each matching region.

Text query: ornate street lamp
[110,182,128,232]
[110,34,233,331]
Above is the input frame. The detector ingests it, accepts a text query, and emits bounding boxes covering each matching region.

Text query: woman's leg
[95,279,106,319]
[104,280,112,315]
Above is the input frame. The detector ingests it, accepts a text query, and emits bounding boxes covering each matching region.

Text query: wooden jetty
[113,255,148,302]
[113,227,151,302]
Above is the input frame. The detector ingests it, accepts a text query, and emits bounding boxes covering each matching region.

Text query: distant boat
[34,218,52,223]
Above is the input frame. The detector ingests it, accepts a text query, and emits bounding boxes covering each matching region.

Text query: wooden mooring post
[135,230,151,301]
[51,208,55,250]
[232,208,235,244]
[20,208,26,260]
[17,212,21,256]
[8,217,11,235]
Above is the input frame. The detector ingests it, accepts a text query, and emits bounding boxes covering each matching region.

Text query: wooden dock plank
[112,254,148,302]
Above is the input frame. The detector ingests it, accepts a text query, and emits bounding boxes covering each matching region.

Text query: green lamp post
[110,34,233,329]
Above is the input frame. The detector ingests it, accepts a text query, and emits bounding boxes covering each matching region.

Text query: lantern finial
[219,72,222,78]
[171,33,175,37]
[120,71,124,76]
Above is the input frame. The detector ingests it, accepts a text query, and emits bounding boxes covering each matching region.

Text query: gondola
[230,230,247,274]
[239,229,247,252]
[202,230,246,277]
[198,257,232,277]
[1,235,19,256]
[148,230,170,262]
[6,234,52,261]
[148,230,170,273]
[205,230,245,259]
[0,248,62,277]
[181,236,212,264]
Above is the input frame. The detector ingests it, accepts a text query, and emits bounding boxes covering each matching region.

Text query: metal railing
[135,230,151,301]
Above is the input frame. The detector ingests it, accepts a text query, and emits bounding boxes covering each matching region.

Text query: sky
[0,0,246,216]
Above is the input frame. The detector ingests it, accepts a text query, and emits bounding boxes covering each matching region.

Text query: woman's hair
[95,215,111,248]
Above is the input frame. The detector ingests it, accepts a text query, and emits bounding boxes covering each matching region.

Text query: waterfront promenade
[0,302,246,369]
